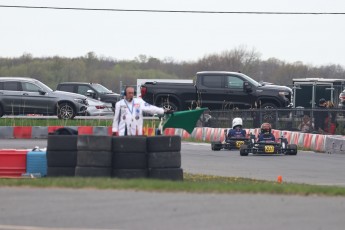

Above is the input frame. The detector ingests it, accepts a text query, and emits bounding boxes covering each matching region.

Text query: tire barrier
[46,134,78,177]
[75,135,112,177]
[147,136,183,181]
[112,136,148,178]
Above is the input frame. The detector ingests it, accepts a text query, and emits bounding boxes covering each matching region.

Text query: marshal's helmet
[261,123,272,134]
[232,117,243,129]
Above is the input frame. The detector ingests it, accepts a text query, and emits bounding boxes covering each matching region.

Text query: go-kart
[239,136,297,156]
[211,129,254,151]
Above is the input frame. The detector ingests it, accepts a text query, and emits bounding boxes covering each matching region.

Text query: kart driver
[112,86,169,136]
[257,123,276,142]
[228,117,247,138]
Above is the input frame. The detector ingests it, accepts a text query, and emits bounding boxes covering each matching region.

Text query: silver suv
[0,77,88,119]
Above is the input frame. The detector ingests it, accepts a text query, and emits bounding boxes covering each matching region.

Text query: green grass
[1,173,344,196]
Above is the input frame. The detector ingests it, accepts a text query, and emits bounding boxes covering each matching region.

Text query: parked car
[85,98,113,116]
[56,82,121,109]
[0,77,88,119]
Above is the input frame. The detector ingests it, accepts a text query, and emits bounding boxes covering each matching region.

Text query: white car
[85,98,114,116]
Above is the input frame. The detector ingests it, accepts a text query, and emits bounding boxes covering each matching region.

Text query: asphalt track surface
[1,140,345,229]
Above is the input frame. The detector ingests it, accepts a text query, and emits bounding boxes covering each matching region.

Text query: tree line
[1,47,345,93]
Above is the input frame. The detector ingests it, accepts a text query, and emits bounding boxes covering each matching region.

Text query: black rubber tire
[112,169,148,179]
[112,152,147,169]
[211,141,222,151]
[77,135,112,151]
[47,150,77,167]
[287,144,298,155]
[75,166,112,177]
[147,136,181,152]
[112,136,147,153]
[77,150,112,167]
[149,168,183,181]
[0,104,4,117]
[57,102,76,119]
[148,151,181,168]
[240,145,249,156]
[47,135,78,151]
[47,167,75,177]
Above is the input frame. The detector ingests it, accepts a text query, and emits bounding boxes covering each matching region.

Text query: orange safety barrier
[182,130,191,139]
[13,126,32,139]
[194,127,203,141]
[303,133,312,149]
[205,128,212,142]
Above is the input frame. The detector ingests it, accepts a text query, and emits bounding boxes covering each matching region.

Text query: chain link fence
[197,108,345,135]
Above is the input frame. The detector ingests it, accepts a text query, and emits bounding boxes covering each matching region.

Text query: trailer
[292,78,345,108]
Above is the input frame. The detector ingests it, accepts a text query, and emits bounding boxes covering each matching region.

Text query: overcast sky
[1,0,345,67]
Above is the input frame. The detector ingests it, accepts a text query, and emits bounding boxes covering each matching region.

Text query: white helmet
[232,117,243,129]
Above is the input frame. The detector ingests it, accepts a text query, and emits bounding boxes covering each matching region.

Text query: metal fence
[198,108,345,135]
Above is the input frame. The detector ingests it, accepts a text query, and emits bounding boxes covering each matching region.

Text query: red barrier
[315,134,325,152]
[0,149,28,177]
[108,127,113,136]
[13,126,32,139]
[303,133,312,149]
[194,128,203,141]
[47,126,64,134]
[182,130,191,139]
[78,126,93,135]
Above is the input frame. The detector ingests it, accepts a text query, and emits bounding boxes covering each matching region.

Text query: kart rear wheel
[211,141,222,151]
[287,144,298,155]
[240,144,249,156]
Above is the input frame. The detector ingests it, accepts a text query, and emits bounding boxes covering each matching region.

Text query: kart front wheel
[240,145,249,156]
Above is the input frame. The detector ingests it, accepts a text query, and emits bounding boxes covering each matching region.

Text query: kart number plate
[264,145,275,153]
[236,141,245,148]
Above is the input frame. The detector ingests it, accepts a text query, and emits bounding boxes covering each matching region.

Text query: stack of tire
[112,136,148,179]
[147,136,183,181]
[75,135,112,177]
[46,135,77,177]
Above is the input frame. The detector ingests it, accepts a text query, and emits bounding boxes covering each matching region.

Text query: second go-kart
[239,136,298,156]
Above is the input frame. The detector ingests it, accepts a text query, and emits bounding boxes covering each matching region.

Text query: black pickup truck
[140,71,292,111]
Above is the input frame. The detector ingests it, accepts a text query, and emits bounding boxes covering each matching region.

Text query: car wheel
[160,101,178,111]
[57,102,76,119]
[240,144,249,156]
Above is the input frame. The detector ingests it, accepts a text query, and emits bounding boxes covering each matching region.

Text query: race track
[1,139,345,230]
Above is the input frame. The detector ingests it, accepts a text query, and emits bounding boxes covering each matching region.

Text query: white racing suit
[112,98,164,136]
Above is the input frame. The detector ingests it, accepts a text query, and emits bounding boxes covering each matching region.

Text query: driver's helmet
[232,117,243,129]
[261,123,272,134]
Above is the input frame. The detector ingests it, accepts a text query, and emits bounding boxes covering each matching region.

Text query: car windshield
[34,80,53,92]
[92,84,112,94]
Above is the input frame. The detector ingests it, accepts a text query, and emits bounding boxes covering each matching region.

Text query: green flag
[163,108,208,134]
